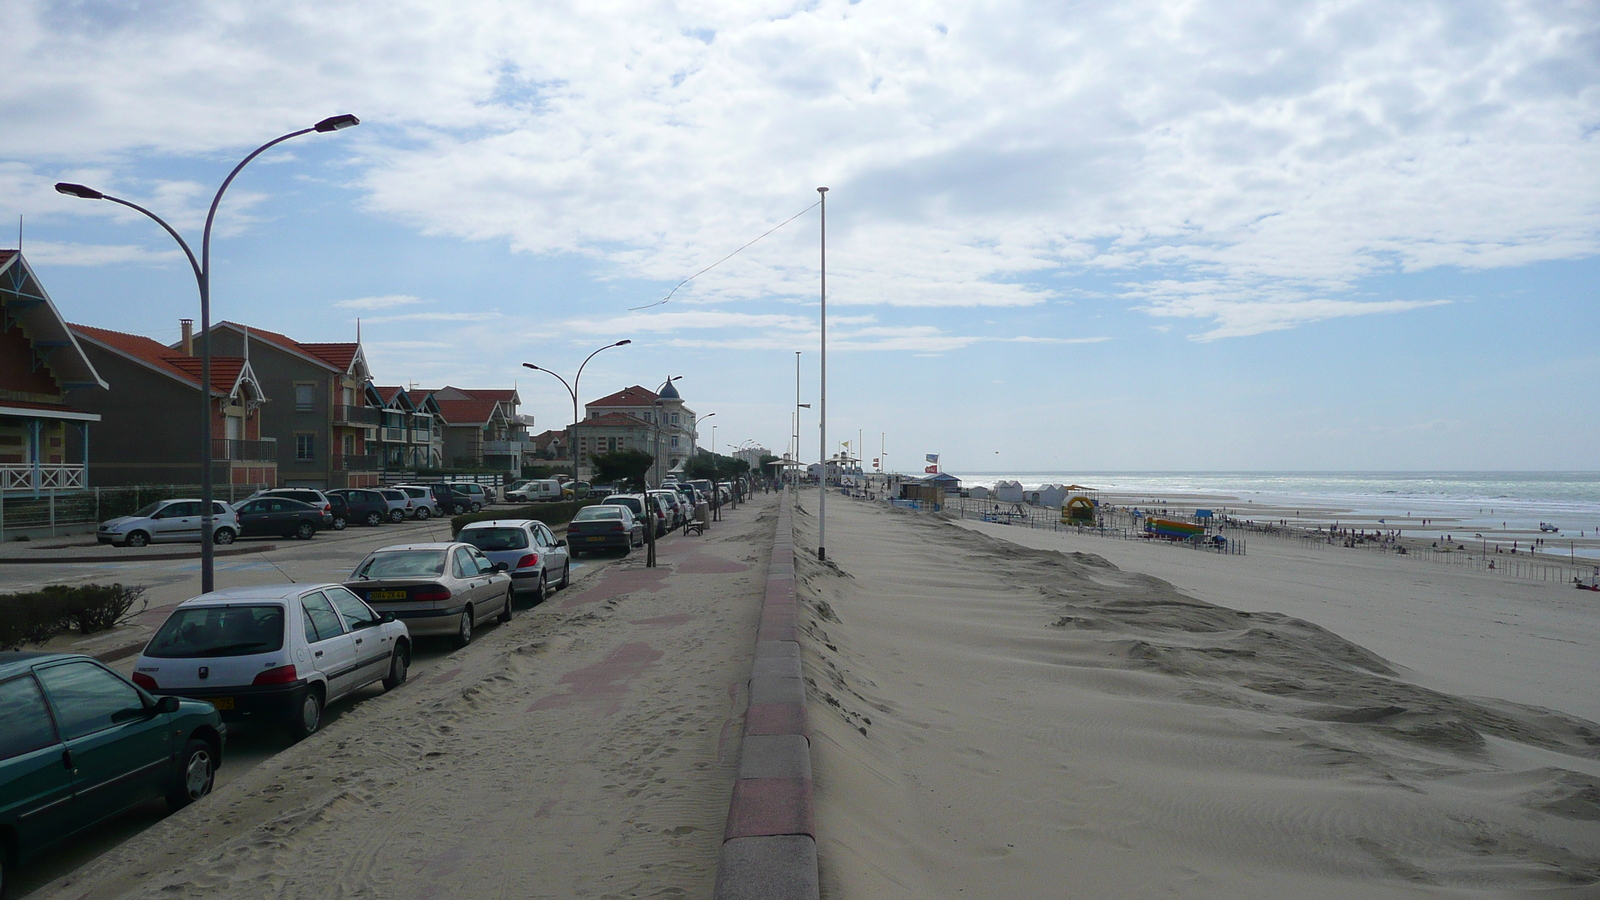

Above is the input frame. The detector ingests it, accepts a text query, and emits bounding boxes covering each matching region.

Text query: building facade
[0,251,104,493]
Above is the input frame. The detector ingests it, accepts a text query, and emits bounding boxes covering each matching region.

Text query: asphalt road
[7,509,636,898]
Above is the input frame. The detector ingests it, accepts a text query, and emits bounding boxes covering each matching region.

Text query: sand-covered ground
[793,495,1600,898]
[31,497,779,900]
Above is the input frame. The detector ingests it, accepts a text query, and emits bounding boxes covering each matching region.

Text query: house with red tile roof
[196,322,381,489]
[418,387,530,473]
[0,251,105,495]
[69,322,275,488]
[369,385,444,469]
[579,382,699,483]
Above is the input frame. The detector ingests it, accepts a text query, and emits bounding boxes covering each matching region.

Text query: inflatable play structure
[1062,496,1096,524]
[1146,518,1206,540]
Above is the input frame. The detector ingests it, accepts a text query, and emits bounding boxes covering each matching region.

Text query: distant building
[994,480,1024,502]
[1026,484,1069,507]
[580,383,698,483]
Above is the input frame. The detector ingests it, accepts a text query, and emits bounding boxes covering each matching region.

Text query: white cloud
[4,0,1595,339]
[362,311,501,324]
[20,240,185,267]
[334,294,425,311]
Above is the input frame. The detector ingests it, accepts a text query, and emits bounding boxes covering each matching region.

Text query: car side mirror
[157,695,181,713]
[492,561,509,572]
[380,612,396,623]
[556,538,567,547]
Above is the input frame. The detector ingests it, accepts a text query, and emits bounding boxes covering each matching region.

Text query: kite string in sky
[629,199,822,310]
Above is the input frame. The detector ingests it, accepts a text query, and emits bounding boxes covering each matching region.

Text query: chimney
[179,319,194,356]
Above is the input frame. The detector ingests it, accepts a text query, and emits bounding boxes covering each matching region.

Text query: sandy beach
[793,494,1600,898]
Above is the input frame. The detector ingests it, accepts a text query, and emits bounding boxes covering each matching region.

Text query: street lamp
[523,339,632,490]
[56,114,360,594]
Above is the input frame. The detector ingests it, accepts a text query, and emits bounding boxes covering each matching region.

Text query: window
[295,383,316,411]
[0,675,57,759]
[670,413,679,425]
[325,587,380,630]
[300,591,347,642]
[343,435,355,456]
[34,662,145,741]
[608,437,619,452]
[670,436,680,449]
[296,434,315,461]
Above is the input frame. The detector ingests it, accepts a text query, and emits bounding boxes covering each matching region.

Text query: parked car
[327,492,350,530]
[566,505,644,555]
[376,488,413,523]
[231,496,323,540]
[445,482,493,511]
[0,652,225,888]
[586,484,615,500]
[248,488,335,527]
[506,478,561,503]
[415,483,471,516]
[134,584,410,740]
[97,499,241,547]
[327,489,392,527]
[344,543,513,648]
[606,493,668,536]
[647,489,686,529]
[502,479,531,500]
[393,484,443,519]
[457,519,571,601]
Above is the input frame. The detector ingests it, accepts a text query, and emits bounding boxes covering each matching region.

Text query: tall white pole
[794,350,801,488]
[817,187,828,560]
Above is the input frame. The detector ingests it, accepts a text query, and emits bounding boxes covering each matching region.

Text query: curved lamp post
[522,339,631,488]
[56,114,360,594]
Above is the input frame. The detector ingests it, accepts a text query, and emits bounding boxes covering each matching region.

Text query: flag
[873,458,880,467]
[925,453,939,463]
[925,464,938,474]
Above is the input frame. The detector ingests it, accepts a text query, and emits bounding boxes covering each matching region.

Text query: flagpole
[817,186,828,562]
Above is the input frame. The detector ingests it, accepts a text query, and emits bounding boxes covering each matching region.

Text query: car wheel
[558,561,571,589]
[498,588,515,622]
[332,516,347,531]
[289,686,324,740]
[390,509,405,523]
[454,607,474,648]
[166,738,215,810]
[470,502,483,513]
[415,507,431,520]
[295,521,316,540]
[455,504,469,516]
[530,571,547,603]
[364,511,384,527]
[213,528,236,545]
[382,644,410,691]
[125,530,150,548]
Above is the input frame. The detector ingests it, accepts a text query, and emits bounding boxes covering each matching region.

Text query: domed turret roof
[659,380,681,400]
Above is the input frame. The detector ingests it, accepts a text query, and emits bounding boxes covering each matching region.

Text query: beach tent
[1028,484,1069,507]
[968,485,990,500]
[994,480,1024,502]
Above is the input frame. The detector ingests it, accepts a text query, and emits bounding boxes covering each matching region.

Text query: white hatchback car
[133,584,411,740]
[97,499,241,547]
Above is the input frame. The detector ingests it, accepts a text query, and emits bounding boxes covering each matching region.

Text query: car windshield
[354,550,447,579]
[146,605,285,658]
[574,507,622,521]
[606,497,643,514]
[461,527,530,551]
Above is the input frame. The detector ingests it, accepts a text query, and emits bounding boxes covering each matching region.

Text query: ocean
[938,471,1600,553]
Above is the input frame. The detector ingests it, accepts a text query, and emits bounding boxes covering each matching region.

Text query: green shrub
[450,500,598,536]
[0,583,148,650]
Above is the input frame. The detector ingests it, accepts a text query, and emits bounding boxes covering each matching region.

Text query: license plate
[369,590,408,601]
[586,536,607,542]
[209,698,235,711]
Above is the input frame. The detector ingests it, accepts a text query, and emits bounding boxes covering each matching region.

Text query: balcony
[0,464,86,493]
[331,454,381,472]
[483,440,531,456]
[212,438,278,462]
[333,405,381,426]
[382,427,407,442]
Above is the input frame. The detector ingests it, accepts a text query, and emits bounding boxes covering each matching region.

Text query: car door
[32,660,173,825]
[151,501,198,543]
[466,546,510,615]
[536,523,569,577]
[298,591,361,701]
[0,673,76,856]
[451,547,492,619]
[324,586,395,685]
[234,499,269,537]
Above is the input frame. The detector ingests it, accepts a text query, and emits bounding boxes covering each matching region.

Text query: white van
[507,478,563,503]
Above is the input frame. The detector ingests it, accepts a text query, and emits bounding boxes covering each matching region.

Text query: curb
[0,543,278,565]
[714,492,819,900]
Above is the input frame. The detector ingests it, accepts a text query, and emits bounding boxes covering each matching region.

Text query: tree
[591,448,654,491]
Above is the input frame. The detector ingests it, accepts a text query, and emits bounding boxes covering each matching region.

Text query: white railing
[0,464,87,492]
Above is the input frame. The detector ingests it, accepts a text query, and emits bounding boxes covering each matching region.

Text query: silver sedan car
[456,519,571,603]
[343,543,514,648]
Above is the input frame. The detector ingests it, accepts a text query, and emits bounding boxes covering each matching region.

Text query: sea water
[942,471,1600,552]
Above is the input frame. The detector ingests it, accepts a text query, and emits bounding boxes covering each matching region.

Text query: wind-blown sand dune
[793,497,1600,899]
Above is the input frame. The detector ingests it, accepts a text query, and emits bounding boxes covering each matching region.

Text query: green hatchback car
[0,652,225,894]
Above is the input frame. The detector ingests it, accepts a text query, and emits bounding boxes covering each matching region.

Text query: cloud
[334,294,426,311]
[5,0,1595,338]
[361,311,501,324]
[19,240,185,267]
[1129,278,1452,339]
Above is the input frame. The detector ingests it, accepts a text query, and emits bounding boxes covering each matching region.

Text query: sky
[4,0,1597,472]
